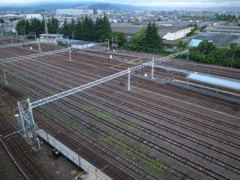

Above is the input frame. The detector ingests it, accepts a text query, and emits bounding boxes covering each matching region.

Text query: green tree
[30,18,44,36]
[197,40,216,54]
[82,16,94,41]
[47,17,59,34]
[60,19,69,36]
[75,19,83,40]
[25,20,30,34]
[128,28,146,51]
[0,18,4,24]
[16,19,26,35]
[69,19,76,39]
[142,22,163,53]
[111,32,127,48]
[94,16,112,41]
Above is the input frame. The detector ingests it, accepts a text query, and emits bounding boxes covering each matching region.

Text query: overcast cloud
[0,0,239,7]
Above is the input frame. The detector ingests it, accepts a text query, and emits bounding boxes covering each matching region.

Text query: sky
[0,0,240,7]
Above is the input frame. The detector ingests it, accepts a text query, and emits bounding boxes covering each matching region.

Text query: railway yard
[0,38,240,180]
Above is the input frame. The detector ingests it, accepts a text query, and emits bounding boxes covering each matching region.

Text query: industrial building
[111,23,193,40]
[206,25,240,35]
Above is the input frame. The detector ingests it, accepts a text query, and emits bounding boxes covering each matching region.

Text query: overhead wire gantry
[14,49,189,147]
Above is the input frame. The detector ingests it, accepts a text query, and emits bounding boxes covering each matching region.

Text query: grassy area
[83,104,180,179]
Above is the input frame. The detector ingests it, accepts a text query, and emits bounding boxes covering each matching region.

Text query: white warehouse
[163,27,193,40]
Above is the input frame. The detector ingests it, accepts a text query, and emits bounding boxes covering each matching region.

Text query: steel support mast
[0,41,38,49]
[0,48,72,64]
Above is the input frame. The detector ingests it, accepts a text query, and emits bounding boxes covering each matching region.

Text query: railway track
[2,81,164,179]
[5,58,240,147]
[0,100,49,180]
[5,60,240,179]
[6,65,182,179]
[30,53,240,115]
[2,42,240,180]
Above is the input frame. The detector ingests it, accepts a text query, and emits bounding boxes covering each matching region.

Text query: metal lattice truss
[0,48,72,64]
[17,99,38,145]
[0,41,38,49]
[31,68,132,108]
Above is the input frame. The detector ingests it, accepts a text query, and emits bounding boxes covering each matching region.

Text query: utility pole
[44,15,48,35]
[106,39,110,53]
[151,57,155,79]
[66,36,72,62]
[128,68,131,91]
[72,32,75,40]
[34,33,37,41]
[69,48,72,62]
[10,32,13,46]
[38,40,42,52]
[231,54,234,68]
[3,69,7,85]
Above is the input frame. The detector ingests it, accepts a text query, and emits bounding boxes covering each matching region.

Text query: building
[39,34,64,44]
[232,38,240,45]
[111,23,193,41]
[206,26,240,35]
[25,14,42,20]
[162,40,179,51]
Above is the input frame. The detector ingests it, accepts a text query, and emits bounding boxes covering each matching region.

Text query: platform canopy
[187,73,240,91]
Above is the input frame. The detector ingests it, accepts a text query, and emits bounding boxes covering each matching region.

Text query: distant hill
[88,3,138,11]
[0,2,138,12]
[0,1,239,12]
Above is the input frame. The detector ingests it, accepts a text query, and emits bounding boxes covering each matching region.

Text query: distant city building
[56,9,102,16]
[25,14,42,20]
[93,8,98,15]
[39,34,63,44]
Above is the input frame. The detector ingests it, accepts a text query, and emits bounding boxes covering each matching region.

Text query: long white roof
[187,73,240,91]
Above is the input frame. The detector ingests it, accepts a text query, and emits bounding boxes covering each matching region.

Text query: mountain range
[0,1,239,12]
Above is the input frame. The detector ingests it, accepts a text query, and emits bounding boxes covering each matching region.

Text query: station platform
[36,129,112,180]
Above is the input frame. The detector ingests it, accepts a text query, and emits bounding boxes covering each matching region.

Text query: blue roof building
[189,39,213,47]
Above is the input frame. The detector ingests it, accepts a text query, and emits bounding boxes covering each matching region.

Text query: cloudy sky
[0,0,240,7]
